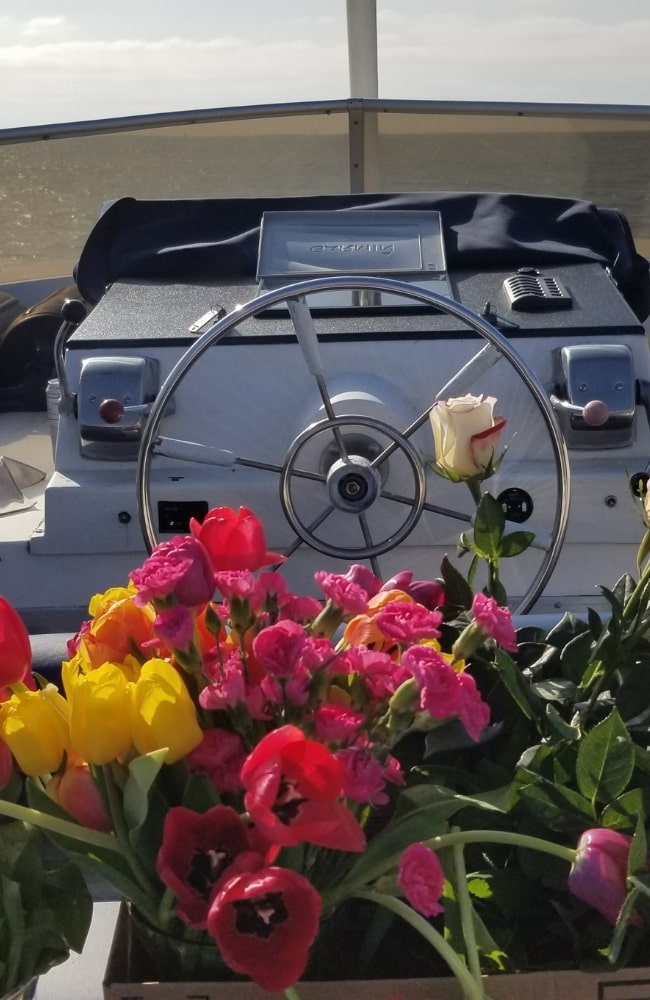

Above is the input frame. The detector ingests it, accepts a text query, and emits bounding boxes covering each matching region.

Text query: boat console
[1,191,649,633]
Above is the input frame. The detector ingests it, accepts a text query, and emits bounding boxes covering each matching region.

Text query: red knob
[99,398,125,424]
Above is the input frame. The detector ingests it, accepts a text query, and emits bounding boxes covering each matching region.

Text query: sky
[1,0,648,128]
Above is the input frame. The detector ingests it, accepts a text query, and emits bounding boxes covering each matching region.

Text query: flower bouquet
[0,599,92,1000]
[1,394,650,1000]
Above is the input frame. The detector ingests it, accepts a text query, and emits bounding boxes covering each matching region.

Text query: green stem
[426,829,576,864]
[579,557,650,722]
[102,764,161,898]
[622,556,650,624]
[353,890,487,1000]
[0,797,119,852]
[284,988,303,1000]
[466,478,483,507]
[452,830,483,988]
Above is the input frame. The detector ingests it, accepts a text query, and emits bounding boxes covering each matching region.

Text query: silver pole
[346,1,379,191]
[346,0,378,98]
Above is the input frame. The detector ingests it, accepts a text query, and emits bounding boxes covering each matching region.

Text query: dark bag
[0,283,87,411]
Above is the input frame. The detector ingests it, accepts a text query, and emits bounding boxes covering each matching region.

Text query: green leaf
[544,703,581,741]
[439,555,474,610]
[468,877,492,899]
[559,629,596,685]
[41,860,93,953]
[341,784,503,890]
[0,824,92,993]
[609,886,638,963]
[533,678,576,703]
[575,709,635,804]
[633,744,650,776]
[637,528,650,569]
[602,788,650,830]
[615,662,650,724]
[517,780,596,833]
[499,530,535,558]
[587,606,604,638]
[473,493,506,559]
[629,814,648,875]
[492,647,542,723]
[606,574,637,617]
[123,750,168,830]
[24,780,150,913]
[545,612,591,649]
[181,771,223,812]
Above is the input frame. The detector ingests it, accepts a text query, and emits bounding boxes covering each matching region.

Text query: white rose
[429,394,506,479]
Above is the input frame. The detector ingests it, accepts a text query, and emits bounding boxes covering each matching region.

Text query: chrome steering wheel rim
[136,274,571,614]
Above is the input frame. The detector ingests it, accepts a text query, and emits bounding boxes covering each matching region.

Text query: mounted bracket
[78,356,161,460]
[550,344,636,449]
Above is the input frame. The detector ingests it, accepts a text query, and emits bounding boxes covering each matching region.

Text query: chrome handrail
[1,98,648,145]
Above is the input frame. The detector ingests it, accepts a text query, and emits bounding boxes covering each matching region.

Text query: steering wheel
[136,275,570,614]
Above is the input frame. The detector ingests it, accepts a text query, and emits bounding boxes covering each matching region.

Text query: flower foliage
[1,469,650,995]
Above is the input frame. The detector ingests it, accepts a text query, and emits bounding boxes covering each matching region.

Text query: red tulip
[156,805,265,929]
[0,595,31,687]
[207,866,322,992]
[190,506,285,572]
[241,725,366,852]
[47,762,111,832]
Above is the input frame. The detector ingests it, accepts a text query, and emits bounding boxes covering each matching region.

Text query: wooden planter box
[103,904,650,1000]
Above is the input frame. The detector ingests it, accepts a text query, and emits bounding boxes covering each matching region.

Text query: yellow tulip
[127,658,202,764]
[68,662,133,765]
[0,684,71,776]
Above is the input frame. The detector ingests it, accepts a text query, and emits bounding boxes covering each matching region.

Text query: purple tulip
[568,828,640,925]
[380,571,445,610]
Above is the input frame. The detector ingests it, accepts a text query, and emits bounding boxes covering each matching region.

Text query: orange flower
[78,585,156,669]
[343,589,413,648]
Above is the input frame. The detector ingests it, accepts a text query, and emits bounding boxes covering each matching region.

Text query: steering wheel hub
[327,455,381,512]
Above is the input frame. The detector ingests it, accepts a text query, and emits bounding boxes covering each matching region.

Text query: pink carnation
[199,652,246,710]
[129,536,215,607]
[153,604,194,649]
[313,704,365,744]
[341,646,407,701]
[471,593,518,652]
[335,744,393,806]
[457,671,491,741]
[213,570,259,602]
[299,636,338,674]
[187,728,247,794]
[343,564,382,598]
[401,645,461,720]
[314,571,370,614]
[279,594,323,624]
[252,619,307,676]
[397,843,445,917]
[375,601,442,643]
[255,571,289,600]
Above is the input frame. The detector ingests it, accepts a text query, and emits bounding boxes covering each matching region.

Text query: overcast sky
[1,0,648,128]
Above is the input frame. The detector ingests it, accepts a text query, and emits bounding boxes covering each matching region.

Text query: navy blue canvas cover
[74,191,650,320]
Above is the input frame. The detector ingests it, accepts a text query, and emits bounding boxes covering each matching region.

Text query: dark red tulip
[207,866,322,991]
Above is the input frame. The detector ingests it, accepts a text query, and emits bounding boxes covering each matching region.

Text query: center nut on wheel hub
[326,455,382,513]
